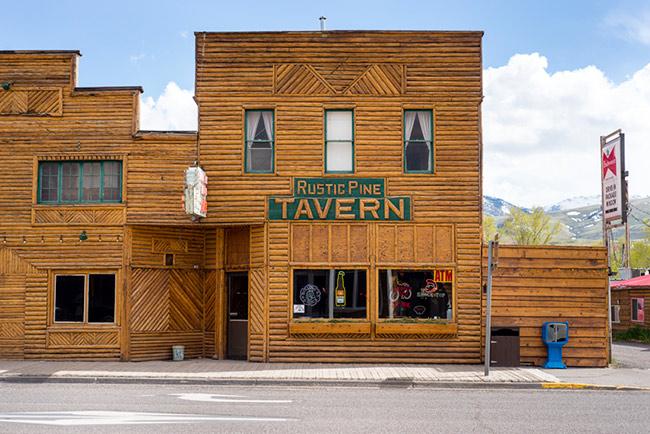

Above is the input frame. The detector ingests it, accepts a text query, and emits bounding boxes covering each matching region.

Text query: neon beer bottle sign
[335,271,346,307]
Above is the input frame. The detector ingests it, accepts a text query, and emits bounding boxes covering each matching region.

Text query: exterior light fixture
[1,82,12,91]
[79,230,88,241]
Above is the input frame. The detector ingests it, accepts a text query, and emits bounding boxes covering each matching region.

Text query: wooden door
[227,272,248,360]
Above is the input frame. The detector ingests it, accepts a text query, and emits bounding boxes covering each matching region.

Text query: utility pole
[484,234,498,376]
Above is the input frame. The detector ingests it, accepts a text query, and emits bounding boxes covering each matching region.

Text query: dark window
[54,273,116,324]
[379,270,453,320]
[164,253,174,266]
[54,275,85,322]
[38,161,122,204]
[404,110,433,173]
[88,274,116,323]
[293,269,366,319]
[245,110,274,173]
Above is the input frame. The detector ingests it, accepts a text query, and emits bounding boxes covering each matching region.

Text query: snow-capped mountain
[483,196,521,217]
[543,195,601,212]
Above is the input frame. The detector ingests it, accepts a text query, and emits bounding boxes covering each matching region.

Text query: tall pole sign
[600,131,626,228]
[600,129,627,365]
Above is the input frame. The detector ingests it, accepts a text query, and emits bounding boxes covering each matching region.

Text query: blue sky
[3,0,650,206]
[3,0,648,96]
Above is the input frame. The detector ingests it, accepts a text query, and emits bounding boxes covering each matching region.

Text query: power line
[628,212,650,228]
[628,203,650,218]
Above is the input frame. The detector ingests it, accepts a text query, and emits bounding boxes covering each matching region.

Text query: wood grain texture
[611,287,649,331]
[483,245,609,367]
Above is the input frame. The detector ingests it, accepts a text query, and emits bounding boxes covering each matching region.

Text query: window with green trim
[404,110,433,173]
[245,110,274,173]
[325,110,354,173]
[38,161,122,204]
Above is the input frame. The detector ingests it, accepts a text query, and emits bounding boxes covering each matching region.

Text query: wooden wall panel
[225,226,249,270]
[203,269,216,357]
[130,226,205,269]
[484,245,609,367]
[0,275,25,358]
[0,88,62,116]
[127,226,206,361]
[291,223,370,264]
[0,52,77,89]
[375,223,455,264]
[612,287,650,331]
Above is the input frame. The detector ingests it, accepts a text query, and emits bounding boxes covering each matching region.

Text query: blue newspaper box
[541,321,569,369]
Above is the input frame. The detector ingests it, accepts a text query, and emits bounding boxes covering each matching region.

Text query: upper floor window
[38,160,122,204]
[404,110,433,173]
[325,110,354,173]
[245,110,274,173]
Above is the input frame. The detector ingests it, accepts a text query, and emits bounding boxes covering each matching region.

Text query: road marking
[171,393,292,404]
[0,411,291,426]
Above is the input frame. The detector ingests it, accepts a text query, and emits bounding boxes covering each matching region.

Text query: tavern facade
[0,32,610,366]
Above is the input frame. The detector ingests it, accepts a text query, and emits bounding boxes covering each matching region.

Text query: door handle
[229,312,237,317]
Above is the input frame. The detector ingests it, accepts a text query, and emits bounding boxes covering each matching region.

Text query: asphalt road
[612,342,650,368]
[0,383,648,433]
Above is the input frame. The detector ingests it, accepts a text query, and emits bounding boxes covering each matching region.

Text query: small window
[245,110,274,173]
[54,273,116,323]
[404,110,433,173]
[379,269,453,320]
[325,110,353,173]
[632,298,645,322]
[293,269,366,319]
[611,305,620,323]
[38,161,122,204]
[164,253,175,266]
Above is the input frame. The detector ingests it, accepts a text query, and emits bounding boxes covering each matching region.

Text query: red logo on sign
[602,148,617,178]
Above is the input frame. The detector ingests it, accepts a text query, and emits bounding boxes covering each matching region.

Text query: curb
[1,374,648,391]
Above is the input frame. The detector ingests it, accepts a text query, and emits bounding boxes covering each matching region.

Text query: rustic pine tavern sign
[268,178,411,221]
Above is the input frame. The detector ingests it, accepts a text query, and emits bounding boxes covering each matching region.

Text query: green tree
[502,207,562,245]
[483,214,497,242]
[630,219,650,269]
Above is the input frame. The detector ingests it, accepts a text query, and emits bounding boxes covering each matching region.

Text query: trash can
[490,327,520,367]
[172,345,185,361]
[541,321,568,369]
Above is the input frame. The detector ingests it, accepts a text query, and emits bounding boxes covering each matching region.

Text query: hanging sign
[268,178,411,221]
[600,132,626,227]
[183,166,208,218]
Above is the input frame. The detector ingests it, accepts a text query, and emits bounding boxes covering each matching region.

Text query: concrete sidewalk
[0,359,561,388]
[2,358,649,390]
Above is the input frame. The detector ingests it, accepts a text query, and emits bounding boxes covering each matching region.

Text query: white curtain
[404,111,417,141]
[246,111,261,145]
[326,111,353,172]
[327,111,352,140]
[417,111,431,142]
[261,111,273,142]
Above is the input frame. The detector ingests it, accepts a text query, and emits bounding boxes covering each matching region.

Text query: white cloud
[139,82,197,131]
[179,31,189,39]
[483,53,650,207]
[140,61,650,208]
[606,9,650,45]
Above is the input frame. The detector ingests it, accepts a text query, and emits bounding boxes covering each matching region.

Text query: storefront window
[293,269,366,319]
[54,273,116,323]
[379,269,453,320]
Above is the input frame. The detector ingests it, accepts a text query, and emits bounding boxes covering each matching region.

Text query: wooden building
[0,32,609,366]
[611,274,649,332]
